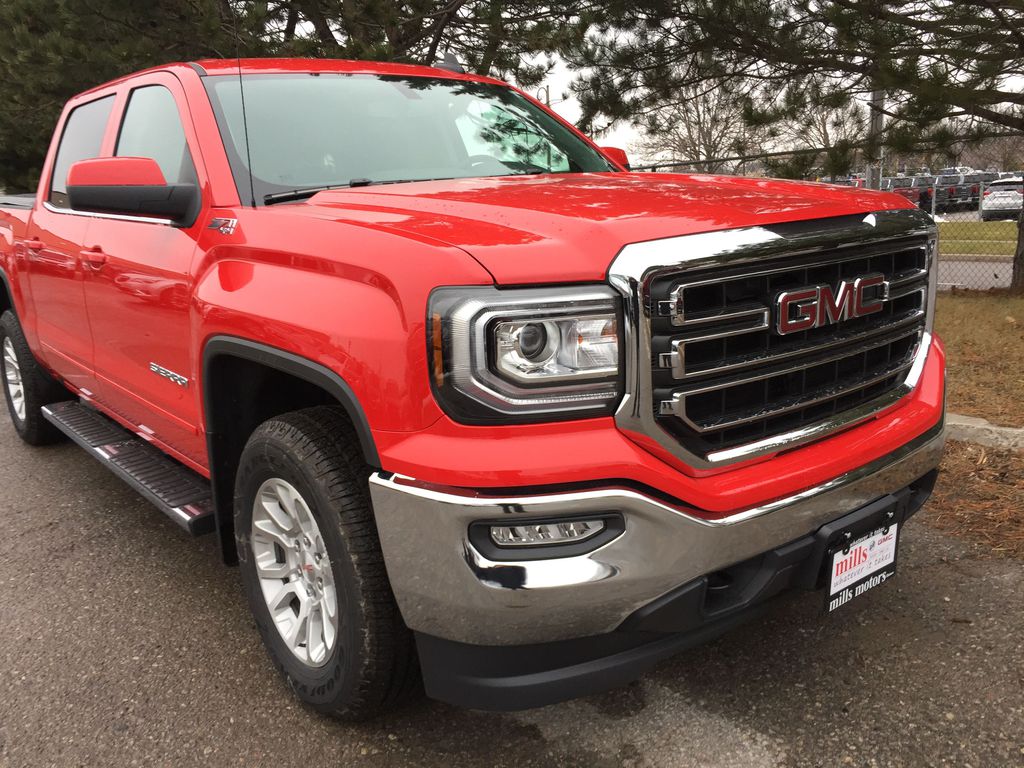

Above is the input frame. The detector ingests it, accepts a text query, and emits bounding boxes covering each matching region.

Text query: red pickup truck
[0,59,945,718]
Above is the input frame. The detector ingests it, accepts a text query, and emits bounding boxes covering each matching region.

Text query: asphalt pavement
[1,419,1022,768]
[938,260,1013,290]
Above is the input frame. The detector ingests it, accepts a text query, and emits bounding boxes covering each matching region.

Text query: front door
[83,79,206,467]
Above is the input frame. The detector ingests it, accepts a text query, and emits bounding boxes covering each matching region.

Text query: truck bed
[0,194,34,209]
[0,197,33,266]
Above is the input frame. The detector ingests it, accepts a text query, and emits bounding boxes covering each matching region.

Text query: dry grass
[922,441,1024,559]
[934,293,1024,427]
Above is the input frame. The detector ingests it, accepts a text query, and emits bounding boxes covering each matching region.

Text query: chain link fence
[634,141,1024,292]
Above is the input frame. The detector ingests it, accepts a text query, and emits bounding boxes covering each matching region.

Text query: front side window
[49,95,115,206]
[116,86,197,185]
[203,74,613,204]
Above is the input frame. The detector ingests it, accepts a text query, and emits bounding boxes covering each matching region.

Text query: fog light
[489,519,605,547]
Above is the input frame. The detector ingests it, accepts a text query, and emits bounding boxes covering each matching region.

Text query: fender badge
[208,217,238,235]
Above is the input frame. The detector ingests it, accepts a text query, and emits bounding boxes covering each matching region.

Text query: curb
[947,413,1024,451]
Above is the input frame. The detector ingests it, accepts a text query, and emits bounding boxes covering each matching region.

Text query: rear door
[26,95,115,391]
[82,73,208,468]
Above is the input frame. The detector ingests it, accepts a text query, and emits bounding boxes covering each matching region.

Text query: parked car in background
[965,172,999,208]
[936,173,971,212]
[891,176,935,208]
[889,176,912,193]
[981,176,1023,221]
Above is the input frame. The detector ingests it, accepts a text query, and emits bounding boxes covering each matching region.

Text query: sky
[534,58,645,163]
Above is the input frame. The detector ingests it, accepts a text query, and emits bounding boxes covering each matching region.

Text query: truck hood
[304,173,911,284]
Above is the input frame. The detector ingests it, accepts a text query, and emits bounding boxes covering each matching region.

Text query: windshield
[204,74,614,204]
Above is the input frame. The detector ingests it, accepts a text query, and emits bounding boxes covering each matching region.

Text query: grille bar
[660,332,919,432]
[609,209,937,467]
[661,304,925,381]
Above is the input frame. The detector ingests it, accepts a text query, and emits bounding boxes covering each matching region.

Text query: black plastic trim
[202,336,379,465]
[417,604,770,712]
[187,61,208,77]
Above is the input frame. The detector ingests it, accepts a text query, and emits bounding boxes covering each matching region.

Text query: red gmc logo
[774,273,887,335]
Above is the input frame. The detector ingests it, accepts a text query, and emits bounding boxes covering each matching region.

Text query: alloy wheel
[2,337,25,423]
[251,478,339,667]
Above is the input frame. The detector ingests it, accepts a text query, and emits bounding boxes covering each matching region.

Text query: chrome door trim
[42,201,173,227]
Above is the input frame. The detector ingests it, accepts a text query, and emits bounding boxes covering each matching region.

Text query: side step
[42,401,215,536]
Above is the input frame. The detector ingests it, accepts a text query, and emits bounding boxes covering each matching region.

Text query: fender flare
[202,335,381,563]
[202,335,380,466]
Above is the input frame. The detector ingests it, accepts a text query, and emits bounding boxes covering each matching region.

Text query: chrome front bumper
[369,422,945,646]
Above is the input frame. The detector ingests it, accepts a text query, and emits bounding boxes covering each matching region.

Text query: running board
[42,401,215,536]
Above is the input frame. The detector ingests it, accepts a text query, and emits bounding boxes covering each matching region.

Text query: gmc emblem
[774,273,887,335]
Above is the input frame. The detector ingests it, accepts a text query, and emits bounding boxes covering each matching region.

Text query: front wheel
[0,310,69,445]
[234,407,418,719]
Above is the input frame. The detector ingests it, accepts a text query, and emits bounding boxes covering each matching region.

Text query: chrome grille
[609,209,937,469]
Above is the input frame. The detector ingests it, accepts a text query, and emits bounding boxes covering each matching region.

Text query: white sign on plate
[827,524,899,612]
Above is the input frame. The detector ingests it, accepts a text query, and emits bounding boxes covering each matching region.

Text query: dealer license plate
[825,524,899,613]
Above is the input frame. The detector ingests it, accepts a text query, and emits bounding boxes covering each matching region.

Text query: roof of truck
[193,57,500,82]
[76,58,505,98]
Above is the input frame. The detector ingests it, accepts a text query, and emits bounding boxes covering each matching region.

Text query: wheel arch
[0,265,12,317]
[202,335,381,564]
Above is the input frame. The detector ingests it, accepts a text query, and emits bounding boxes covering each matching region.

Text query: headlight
[428,285,623,422]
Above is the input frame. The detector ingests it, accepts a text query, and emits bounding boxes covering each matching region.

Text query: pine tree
[0,1,595,191]
[565,0,1024,287]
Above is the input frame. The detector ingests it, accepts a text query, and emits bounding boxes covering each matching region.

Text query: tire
[234,406,418,720]
[0,310,69,445]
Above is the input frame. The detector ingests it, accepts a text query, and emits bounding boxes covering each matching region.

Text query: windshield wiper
[263,176,459,205]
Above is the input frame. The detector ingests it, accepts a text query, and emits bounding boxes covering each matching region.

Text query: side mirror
[600,146,631,170]
[67,157,200,227]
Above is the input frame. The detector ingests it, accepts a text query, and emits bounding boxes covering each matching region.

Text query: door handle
[79,247,108,270]
[25,238,44,253]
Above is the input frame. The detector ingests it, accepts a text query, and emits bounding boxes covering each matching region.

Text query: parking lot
[1,421,1022,768]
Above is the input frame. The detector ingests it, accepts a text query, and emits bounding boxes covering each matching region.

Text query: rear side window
[116,86,197,185]
[49,95,115,206]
